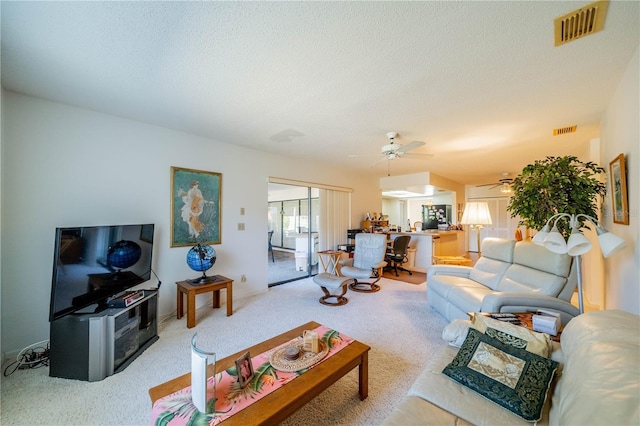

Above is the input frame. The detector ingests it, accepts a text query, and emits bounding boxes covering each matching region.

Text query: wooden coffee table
[149,321,370,425]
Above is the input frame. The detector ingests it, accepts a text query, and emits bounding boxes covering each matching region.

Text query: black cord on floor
[3,342,50,377]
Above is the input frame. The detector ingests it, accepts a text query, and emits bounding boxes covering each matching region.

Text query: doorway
[268,184,319,286]
[466,197,519,252]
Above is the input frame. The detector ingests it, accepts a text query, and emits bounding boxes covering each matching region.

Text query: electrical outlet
[238,223,245,231]
[240,207,245,215]
[241,275,247,282]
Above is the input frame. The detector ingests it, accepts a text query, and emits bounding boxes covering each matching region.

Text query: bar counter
[387,230,465,272]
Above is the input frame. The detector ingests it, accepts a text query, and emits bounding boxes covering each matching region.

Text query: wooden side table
[176,275,233,328]
[317,250,344,276]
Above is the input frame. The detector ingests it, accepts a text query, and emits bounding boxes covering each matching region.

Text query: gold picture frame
[171,166,222,247]
[609,153,629,225]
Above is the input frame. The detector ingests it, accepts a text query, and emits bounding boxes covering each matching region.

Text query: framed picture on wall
[609,153,629,225]
[171,166,222,246]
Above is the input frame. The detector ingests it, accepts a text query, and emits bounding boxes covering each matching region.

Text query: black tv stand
[49,290,158,382]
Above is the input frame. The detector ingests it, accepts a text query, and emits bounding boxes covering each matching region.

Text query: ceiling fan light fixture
[348,132,430,167]
[500,182,512,193]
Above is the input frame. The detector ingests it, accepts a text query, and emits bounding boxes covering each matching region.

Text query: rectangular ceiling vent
[554,0,609,46]
[553,125,577,136]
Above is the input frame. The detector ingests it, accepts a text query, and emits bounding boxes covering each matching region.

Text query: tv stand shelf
[49,290,158,382]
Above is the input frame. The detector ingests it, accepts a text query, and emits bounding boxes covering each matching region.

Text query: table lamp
[460,202,493,255]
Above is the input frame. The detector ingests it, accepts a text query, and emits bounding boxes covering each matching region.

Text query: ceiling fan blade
[476,183,500,188]
[349,153,384,158]
[395,140,425,154]
[400,152,433,159]
[369,156,389,167]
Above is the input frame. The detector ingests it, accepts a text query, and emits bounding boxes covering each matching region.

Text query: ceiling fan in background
[476,172,514,193]
[349,132,432,167]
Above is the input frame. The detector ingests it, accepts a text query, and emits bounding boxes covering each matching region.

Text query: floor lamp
[460,202,493,255]
[532,213,626,314]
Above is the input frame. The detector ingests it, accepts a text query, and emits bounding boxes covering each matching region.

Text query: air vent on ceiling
[553,125,577,136]
[554,0,609,46]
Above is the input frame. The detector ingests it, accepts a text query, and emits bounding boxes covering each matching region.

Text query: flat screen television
[49,223,155,322]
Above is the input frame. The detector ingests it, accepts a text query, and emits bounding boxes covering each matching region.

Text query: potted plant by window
[507,156,606,237]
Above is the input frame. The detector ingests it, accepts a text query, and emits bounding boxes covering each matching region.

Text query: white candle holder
[191,334,216,413]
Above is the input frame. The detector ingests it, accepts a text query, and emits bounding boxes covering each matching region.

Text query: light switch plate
[238,223,245,231]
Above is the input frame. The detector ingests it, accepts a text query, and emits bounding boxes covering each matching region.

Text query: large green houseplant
[507,156,606,237]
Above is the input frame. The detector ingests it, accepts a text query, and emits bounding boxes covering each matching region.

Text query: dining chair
[268,230,275,262]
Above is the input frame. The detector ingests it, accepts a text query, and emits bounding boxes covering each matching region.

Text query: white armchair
[340,233,388,292]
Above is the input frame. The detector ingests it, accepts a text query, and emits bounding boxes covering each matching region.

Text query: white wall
[0,91,379,357]
[381,198,403,228]
[600,46,639,315]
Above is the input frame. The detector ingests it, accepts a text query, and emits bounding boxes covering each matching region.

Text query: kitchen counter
[388,231,465,272]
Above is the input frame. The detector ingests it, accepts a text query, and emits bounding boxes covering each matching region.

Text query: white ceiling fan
[349,132,432,167]
[476,172,514,193]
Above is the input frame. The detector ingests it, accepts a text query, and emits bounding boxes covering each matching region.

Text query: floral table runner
[151,325,354,425]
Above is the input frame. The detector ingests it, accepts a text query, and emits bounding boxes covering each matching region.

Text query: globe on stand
[107,240,142,280]
[187,244,218,285]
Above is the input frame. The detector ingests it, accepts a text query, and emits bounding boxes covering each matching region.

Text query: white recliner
[340,233,388,292]
[427,237,579,325]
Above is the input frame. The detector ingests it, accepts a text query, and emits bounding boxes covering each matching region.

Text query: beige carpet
[0,277,448,426]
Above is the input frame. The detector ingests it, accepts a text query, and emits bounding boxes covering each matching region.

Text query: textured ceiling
[2,1,638,186]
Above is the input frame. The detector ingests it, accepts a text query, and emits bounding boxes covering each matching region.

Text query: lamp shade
[460,202,492,226]
[543,225,568,254]
[597,230,626,257]
[500,182,512,193]
[532,225,550,245]
[566,228,593,256]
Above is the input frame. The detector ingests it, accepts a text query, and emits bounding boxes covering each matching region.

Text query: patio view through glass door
[268,184,319,286]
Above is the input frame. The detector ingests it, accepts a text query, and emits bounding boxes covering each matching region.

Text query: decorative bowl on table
[269,339,329,372]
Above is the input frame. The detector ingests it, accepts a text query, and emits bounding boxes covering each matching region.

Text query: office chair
[268,231,275,262]
[340,233,387,292]
[385,235,412,276]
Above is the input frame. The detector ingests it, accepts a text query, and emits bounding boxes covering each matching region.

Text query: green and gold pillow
[471,313,553,357]
[443,328,558,422]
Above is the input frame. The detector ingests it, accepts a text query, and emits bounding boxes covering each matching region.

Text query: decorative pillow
[471,313,552,357]
[442,319,471,348]
[443,328,558,423]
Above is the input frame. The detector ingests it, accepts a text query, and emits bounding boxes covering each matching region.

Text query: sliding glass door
[268,185,319,286]
[268,179,352,287]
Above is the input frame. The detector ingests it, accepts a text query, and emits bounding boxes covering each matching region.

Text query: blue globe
[107,240,141,269]
[187,244,216,272]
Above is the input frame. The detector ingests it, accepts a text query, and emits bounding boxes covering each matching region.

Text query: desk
[176,275,233,328]
[317,250,344,275]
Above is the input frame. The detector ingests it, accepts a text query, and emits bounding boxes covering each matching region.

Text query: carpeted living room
[2,277,449,425]
[1,1,639,425]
